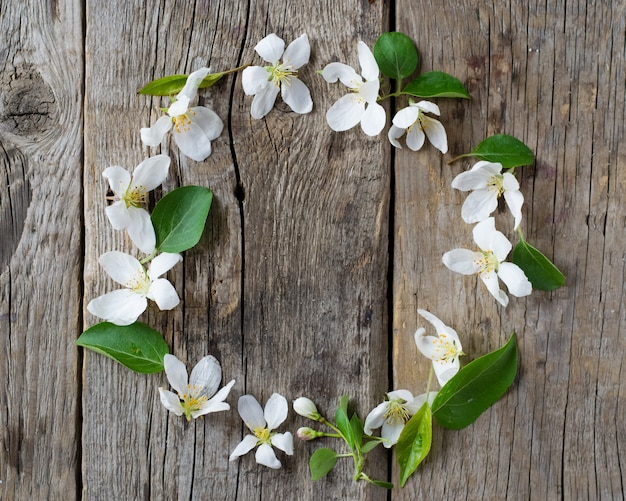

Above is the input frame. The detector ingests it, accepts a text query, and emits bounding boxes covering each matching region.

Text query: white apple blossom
[322,41,386,136]
[388,100,448,153]
[229,393,293,469]
[414,309,463,386]
[451,161,524,229]
[159,354,235,421]
[102,155,170,254]
[442,217,532,306]
[87,251,182,325]
[242,33,313,119]
[141,67,223,161]
[293,396,321,421]
[364,390,437,448]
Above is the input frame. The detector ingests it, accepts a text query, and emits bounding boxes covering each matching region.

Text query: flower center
[431,333,463,363]
[383,398,410,425]
[123,184,148,208]
[487,174,505,196]
[179,384,208,421]
[125,268,151,296]
[172,111,196,134]
[267,63,297,86]
[253,426,272,444]
[474,250,500,274]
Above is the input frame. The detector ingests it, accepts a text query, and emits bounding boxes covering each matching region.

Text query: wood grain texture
[393,0,626,498]
[0,1,83,499]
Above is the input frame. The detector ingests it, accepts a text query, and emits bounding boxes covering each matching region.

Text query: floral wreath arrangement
[77,32,565,488]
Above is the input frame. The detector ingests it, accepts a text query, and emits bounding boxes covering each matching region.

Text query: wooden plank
[0,0,83,499]
[82,0,389,498]
[392,0,626,498]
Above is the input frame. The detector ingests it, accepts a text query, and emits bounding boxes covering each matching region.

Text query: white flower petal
[281,78,313,114]
[461,189,498,224]
[250,83,280,119]
[190,106,224,141]
[415,100,441,115]
[417,309,460,345]
[326,94,364,131]
[388,125,405,148]
[189,355,222,398]
[282,33,310,69]
[380,420,404,448]
[264,393,288,430]
[242,66,271,95]
[163,354,189,395]
[238,395,266,430]
[147,278,180,310]
[271,432,294,455]
[414,327,441,359]
[358,79,380,104]
[255,33,285,63]
[255,443,281,469]
[229,435,259,461]
[167,95,190,117]
[105,202,131,231]
[364,401,388,434]
[173,125,212,161]
[131,155,170,192]
[392,106,420,129]
[435,365,459,386]
[177,67,210,101]
[442,249,483,275]
[126,206,156,254]
[321,62,362,87]
[99,251,143,286]
[490,230,513,262]
[422,116,448,153]
[451,169,492,191]
[357,41,379,82]
[472,217,498,252]
[503,187,524,230]
[102,166,131,198]
[191,401,230,418]
[480,269,509,306]
[360,102,386,136]
[498,262,532,297]
[205,379,236,408]
[159,388,185,416]
[141,116,173,147]
[148,253,182,279]
[405,125,426,151]
[87,289,147,325]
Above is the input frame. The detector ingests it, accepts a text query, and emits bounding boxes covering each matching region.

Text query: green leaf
[396,402,432,487]
[432,333,518,429]
[361,439,383,454]
[454,134,534,168]
[402,71,470,99]
[76,322,169,373]
[152,186,213,253]
[349,413,364,449]
[335,396,353,448]
[310,448,338,481]
[373,32,418,80]
[512,236,565,290]
[370,480,394,489]
[139,72,224,96]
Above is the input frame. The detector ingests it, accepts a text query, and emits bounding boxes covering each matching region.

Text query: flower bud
[293,397,321,420]
[296,427,321,441]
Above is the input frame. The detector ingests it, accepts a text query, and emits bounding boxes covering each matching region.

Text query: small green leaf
[139,72,224,96]
[335,396,353,448]
[76,322,169,373]
[349,413,364,449]
[432,333,518,429]
[512,237,565,290]
[371,480,394,489]
[310,448,338,481]
[361,439,382,454]
[373,32,418,80]
[396,402,432,487]
[402,71,470,99]
[454,134,534,168]
[152,186,213,253]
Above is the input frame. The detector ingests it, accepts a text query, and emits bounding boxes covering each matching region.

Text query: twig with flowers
[77,30,564,490]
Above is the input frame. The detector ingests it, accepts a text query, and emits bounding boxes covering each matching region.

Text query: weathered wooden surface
[1,0,625,499]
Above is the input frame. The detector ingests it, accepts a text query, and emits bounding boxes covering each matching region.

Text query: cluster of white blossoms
[363,310,462,447]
